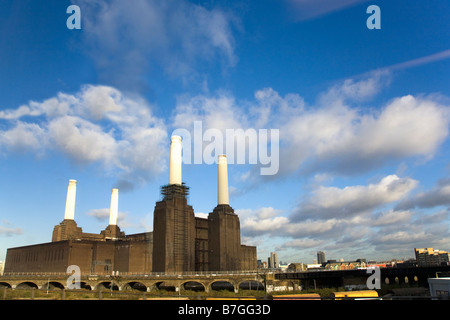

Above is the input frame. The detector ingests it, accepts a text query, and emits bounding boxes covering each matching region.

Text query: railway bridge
[0,271,272,293]
[275,265,450,289]
[2,266,449,293]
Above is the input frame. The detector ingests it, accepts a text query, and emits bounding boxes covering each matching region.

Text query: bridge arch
[46,281,65,290]
[238,280,264,291]
[0,282,12,288]
[182,281,206,292]
[209,280,236,292]
[122,281,147,292]
[79,282,92,290]
[16,281,39,289]
[95,281,119,291]
[181,280,206,291]
[155,281,176,292]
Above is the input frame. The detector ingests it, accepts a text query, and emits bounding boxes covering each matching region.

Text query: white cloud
[172,93,246,132]
[0,121,47,153]
[291,175,418,221]
[0,220,23,237]
[77,0,238,89]
[0,219,23,237]
[273,91,450,176]
[75,85,124,120]
[282,238,326,249]
[0,94,75,120]
[370,209,413,227]
[86,208,127,223]
[355,95,449,158]
[396,178,450,210]
[2,71,449,194]
[168,72,450,182]
[319,70,390,105]
[376,230,428,245]
[0,85,168,189]
[47,115,119,164]
[234,171,449,261]
[239,207,288,237]
[0,226,23,237]
[284,218,343,238]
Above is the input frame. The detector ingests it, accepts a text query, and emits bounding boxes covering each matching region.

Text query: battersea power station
[4,136,257,275]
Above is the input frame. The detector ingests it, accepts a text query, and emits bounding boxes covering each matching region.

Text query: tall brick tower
[208,155,242,271]
[52,179,83,241]
[152,136,196,273]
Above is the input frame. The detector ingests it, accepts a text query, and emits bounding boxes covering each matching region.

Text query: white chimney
[218,155,229,205]
[64,179,77,220]
[169,135,182,185]
[109,188,119,226]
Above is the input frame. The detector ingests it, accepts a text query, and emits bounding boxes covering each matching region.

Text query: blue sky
[1,0,450,264]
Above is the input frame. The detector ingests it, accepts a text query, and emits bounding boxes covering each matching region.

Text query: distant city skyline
[1,1,450,264]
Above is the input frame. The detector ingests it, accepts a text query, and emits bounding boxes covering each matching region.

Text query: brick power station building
[4,136,257,275]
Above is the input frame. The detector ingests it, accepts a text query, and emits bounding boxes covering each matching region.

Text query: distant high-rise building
[268,252,279,269]
[317,251,326,265]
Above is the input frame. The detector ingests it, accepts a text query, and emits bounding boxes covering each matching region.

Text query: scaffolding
[160,183,190,200]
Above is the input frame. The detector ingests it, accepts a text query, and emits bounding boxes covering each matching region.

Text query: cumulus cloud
[240,204,449,261]
[47,115,118,164]
[236,173,450,261]
[239,207,288,237]
[0,85,168,189]
[369,209,413,227]
[396,178,450,210]
[290,175,418,221]
[168,72,450,185]
[172,93,247,132]
[2,69,449,193]
[319,70,391,105]
[0,122,47,153]
[281,94,449,176]
[191,71,447,182]
[281,238,326,250]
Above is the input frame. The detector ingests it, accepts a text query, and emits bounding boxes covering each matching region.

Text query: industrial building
[4,136,257,275]
[415,248,450,267]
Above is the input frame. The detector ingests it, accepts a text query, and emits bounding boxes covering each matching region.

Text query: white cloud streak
[386,49,450,72]
[286,0,370,21]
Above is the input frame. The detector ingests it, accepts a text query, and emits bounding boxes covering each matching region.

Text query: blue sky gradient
[1,0,449,264]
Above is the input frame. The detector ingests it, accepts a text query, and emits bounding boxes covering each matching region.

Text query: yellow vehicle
[206,297,256,300]
[331,290,379,300]
[272,294,321,300]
